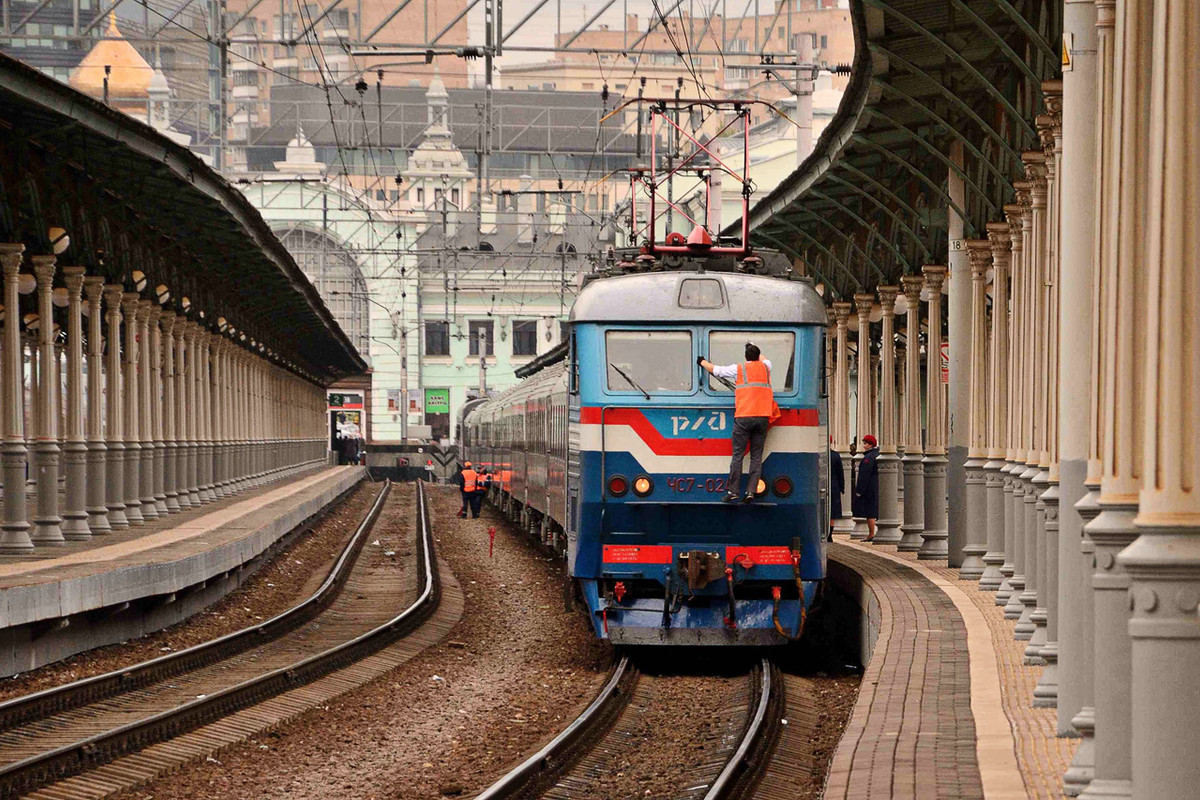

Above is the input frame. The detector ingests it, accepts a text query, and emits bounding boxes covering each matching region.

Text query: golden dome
[69,16,153,107]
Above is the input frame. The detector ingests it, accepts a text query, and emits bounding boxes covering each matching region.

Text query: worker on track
[455,461,478,519]
[698,342,776,504]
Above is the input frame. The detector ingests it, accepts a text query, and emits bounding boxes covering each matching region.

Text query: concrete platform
[826,536,1073,800]
[0,465,364,677]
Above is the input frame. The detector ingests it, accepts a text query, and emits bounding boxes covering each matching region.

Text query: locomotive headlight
[755,479,768,496]
[608,475,629,497]
[773,476,793,497]
[633,476,653,497]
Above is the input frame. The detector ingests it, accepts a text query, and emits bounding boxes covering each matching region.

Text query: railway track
[477,656,784,800]
[0,479,442,799]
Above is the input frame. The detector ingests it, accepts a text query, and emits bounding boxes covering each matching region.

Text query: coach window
[706,331,796,393]
[605,330,693,393]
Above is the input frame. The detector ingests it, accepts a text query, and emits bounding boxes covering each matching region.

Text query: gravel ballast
[113,484,611,800]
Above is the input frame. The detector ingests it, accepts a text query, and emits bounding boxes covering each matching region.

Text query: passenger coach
[464,264,830,645]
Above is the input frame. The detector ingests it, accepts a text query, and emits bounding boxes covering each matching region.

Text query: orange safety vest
[462,469,478,493]
[734,361,774,418]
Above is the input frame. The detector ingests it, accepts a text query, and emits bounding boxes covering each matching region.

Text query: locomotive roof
[569,271,827,325]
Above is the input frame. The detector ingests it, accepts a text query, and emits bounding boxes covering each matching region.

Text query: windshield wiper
[609,363,651,400]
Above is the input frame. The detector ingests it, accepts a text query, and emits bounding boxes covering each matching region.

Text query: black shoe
[742,494,754,504]
[722,492,738,503]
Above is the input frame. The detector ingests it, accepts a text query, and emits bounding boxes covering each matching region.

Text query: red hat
[863,435,877,447]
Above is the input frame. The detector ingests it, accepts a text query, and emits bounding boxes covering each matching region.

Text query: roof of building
[738,0,1061,300]
[68,17,152,104]
[258,83,639,155]
[0,50,366,384]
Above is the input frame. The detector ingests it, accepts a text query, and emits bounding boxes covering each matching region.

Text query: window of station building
[706,331,796,393]
[415,187,425,204]
[605,330,693,393]
[425,321,450,356]
[512,320,538,357]
[451,188,461,206]
[469,320,495,356]
[821,34,828,48]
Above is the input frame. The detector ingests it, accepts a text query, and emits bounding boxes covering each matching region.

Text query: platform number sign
[940,342,950,384]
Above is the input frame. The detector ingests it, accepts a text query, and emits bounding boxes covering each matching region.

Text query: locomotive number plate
[666,477,728,494]
[668,410,729,437]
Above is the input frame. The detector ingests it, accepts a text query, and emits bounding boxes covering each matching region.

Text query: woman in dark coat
[829,439,844,541]
[853,434,880,541]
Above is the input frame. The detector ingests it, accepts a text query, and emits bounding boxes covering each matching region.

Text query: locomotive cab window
[706,331,796,392]
[605,330,693,393]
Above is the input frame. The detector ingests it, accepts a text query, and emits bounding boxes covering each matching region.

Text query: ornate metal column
[1119,0,1200,791]
[1064,5,1108,792]
[1035,83,1065,705]
[898,276,925,552]
[0,245,32,553]
[138,301,160,518]
[919,265,948,560]
[199,331,216,502]
[832,301,853,533]
[102,286,127,528]
[959,241,991,579]
[1025,149,1051,661]
[148,305,167,515]
[177,321,198,508]
[30,255,64,545]
[60,267,89,540]
[160,312,179,512]
[875,286,901,544]
[852,292,874,539]
[981,223,1011,592]
[120,293,143,524]
[1005,191,1031,621]
[1078,0,1153,793]
[82,277,109,533]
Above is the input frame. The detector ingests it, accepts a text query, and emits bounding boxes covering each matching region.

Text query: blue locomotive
[462,255,829,645]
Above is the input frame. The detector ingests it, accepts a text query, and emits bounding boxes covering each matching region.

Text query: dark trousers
[468,492,483,518]
[460,491,470,515]
[728,416,769,496]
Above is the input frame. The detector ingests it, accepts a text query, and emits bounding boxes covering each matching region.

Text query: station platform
[0,465,364,677]
[826,536,1076,800]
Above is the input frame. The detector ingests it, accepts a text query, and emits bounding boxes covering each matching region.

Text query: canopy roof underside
[742,0,1062,299]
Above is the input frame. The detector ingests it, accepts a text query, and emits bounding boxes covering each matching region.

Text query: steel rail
[0,480,442,798]
[0,479,386,733]
[704,658,777,799]
[474,655,635,800]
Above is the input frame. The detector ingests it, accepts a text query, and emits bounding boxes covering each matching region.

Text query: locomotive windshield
[605,330,693,393]
[706,331,796,392]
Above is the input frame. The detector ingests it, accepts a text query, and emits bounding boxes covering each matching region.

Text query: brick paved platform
[824,538,1032,800]
[0,465,364,676]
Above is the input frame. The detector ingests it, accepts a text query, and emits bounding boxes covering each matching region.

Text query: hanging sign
[940,342,950,385]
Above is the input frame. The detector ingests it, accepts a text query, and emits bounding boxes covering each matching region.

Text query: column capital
[832,300,852,326]
[145,302,162,325]
[900,274,924,304]
[1005,200,1026,241]
[986,220,1012,249]
[853,291,874,319]
[878,285,900,312]
[120,291,140,316]
[61,266,86,295]
[30,254,56,284]
[965,240,992,279]
[159,309,176,333]
[83,275,105,301]
[921,264,948,294]
[136,298,154,321]
[0,243,24,273]
[102,284,124,308]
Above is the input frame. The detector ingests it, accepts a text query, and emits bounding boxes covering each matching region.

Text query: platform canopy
[0,52,366,385]
[744,0,1062,300]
